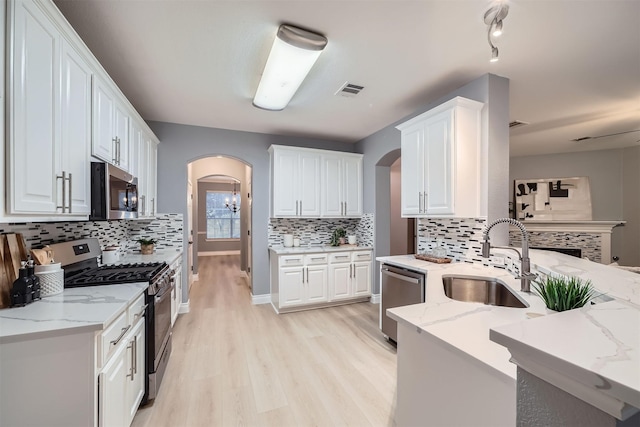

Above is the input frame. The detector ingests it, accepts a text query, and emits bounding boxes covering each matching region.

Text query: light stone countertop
[0,250,182,343]
[104,249,182,266]
[0,283,147,343]
[378,249,640,416]
[269,245,373,255]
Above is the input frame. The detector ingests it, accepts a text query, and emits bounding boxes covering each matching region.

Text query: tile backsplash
[268,213,374,247]
[0,213,183,254]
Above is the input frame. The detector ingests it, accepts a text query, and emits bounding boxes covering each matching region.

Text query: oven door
[153,283,173,369]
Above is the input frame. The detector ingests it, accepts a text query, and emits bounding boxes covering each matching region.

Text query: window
[206,191,241,239]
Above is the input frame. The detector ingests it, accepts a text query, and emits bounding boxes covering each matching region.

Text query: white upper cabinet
[269,146,321,217]
[8,0,90,217]
[60,39,92,215]
[8,0,61,214]
[397,96,484,218]
[5,0,160,221]
[132,120,158,218]
[92,76,130,171]
[270,145,363,218]
[321,153,363,217]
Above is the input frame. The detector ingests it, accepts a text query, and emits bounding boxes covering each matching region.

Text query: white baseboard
[370,294,381,304]
[251,293,271,305]
[198,250,240,256]
[179,300,190,314]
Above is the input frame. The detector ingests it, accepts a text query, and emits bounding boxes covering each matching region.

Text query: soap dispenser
[27,259,41,301]
[11,261,31,307]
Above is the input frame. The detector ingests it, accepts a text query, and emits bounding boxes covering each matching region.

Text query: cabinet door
[60,39,91,214]
[305,265,328,303]
[321,155,343,217]
[99,343,127,427]
[352,262,371,297]
[298,152,321,216]
[271,148,299,216]
[114,102,130,171]
[424,110,454,215]
[92,77,116,163]
[10,0,60,213]
[136,135,150,216]
[343,156,363,216]
[125,320,145,427]
[279,267,304,307]
[400,122,425,217]
[148,140,158,216]
[329,264,351,301]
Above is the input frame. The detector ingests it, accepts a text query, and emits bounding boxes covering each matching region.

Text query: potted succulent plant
[137,238,158,255]
[533,275,595,312]
[330,227,347,246]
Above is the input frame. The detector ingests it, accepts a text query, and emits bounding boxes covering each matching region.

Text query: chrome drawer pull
[110,325,131,347]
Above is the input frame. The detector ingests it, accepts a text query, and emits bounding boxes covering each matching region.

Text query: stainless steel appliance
[90,162,138,220]
[381,264,425,343]
[50,238,174,404]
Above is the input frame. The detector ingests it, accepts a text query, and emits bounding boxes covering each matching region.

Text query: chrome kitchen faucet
[481,218,537,292]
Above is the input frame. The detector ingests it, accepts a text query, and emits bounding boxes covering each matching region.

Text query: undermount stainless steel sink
[442,275,528,308]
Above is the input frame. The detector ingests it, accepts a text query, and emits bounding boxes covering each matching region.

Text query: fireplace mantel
[509,220,626,264]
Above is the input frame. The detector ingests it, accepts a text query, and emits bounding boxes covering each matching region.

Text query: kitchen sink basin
[442,275,528,308]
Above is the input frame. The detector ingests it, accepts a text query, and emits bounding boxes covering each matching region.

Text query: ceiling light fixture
[484,3,509,63]
[253,24,328,111]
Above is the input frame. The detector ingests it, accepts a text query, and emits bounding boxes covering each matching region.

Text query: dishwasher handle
[382,268,422,285]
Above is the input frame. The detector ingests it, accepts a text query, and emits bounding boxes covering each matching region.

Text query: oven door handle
[155,284,174,304]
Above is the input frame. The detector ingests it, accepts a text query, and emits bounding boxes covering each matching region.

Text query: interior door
[187,180,194,287]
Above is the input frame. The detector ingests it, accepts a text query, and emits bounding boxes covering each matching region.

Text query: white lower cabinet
[270,249,372,313]
[170,257,183,326]
[99,294,146,427]
[279,254,328,308]
[329,251,372,301]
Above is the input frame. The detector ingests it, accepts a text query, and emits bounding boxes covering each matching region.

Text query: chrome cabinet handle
[110,325,131,347]
[126,340,134,380]
[418,192,423,213]
[67,173,72,213]
[56,171,67,212]
[299,200,302,215]
[134,304,148,322]
[133,337,137,375]
[423,192,428,213]
[344,202,347,216]
[151,198,155,216]
[112,137,118,164]
[296,200,299,216]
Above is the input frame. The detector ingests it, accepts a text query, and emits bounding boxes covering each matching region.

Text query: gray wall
[510,147,639,266]
[356,73,510,293]
[622,146,640,267]
[390,159,411,255]
[150,121,355,296]
[197,181,241,253]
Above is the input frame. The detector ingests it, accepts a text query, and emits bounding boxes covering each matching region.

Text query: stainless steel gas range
[50,238,174,404]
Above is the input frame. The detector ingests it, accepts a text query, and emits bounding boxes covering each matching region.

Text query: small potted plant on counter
[330,228,347,246]
[137,238,157,255]
[533,275,595,312]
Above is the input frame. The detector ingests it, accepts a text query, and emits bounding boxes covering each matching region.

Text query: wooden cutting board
[0,235,10,309]
[4,233,23,283]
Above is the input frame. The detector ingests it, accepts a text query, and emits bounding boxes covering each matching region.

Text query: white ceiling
[53,0,640,157]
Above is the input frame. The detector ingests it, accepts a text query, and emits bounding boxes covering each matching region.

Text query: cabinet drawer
[305,254,328,265]
[329,252,352,264]
[101,311,129,364]
[128,293,146,325]
[352,251,372,262]
[280,255,304,267]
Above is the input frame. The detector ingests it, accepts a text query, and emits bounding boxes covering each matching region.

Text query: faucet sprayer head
[481,239,491,258]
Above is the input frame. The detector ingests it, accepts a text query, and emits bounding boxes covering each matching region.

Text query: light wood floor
[132,255,398,427]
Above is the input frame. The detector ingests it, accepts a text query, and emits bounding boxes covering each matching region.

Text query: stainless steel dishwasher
[381,264,425,343]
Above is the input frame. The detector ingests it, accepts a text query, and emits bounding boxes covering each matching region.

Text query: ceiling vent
[509,120,530,129]
[335,82,364,98]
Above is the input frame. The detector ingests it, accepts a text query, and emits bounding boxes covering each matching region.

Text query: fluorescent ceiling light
[253,25,328,111]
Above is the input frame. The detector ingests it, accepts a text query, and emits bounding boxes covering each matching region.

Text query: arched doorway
[187,156,253,294]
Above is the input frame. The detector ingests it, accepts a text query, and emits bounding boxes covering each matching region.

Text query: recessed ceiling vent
[335,82,364,98]
[509,120,530,129]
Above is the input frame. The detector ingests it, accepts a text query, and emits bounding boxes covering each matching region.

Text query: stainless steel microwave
[90,162,138,220]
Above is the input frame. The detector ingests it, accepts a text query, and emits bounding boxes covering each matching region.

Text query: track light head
[492,20,503,37]
[490,47,499,62]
